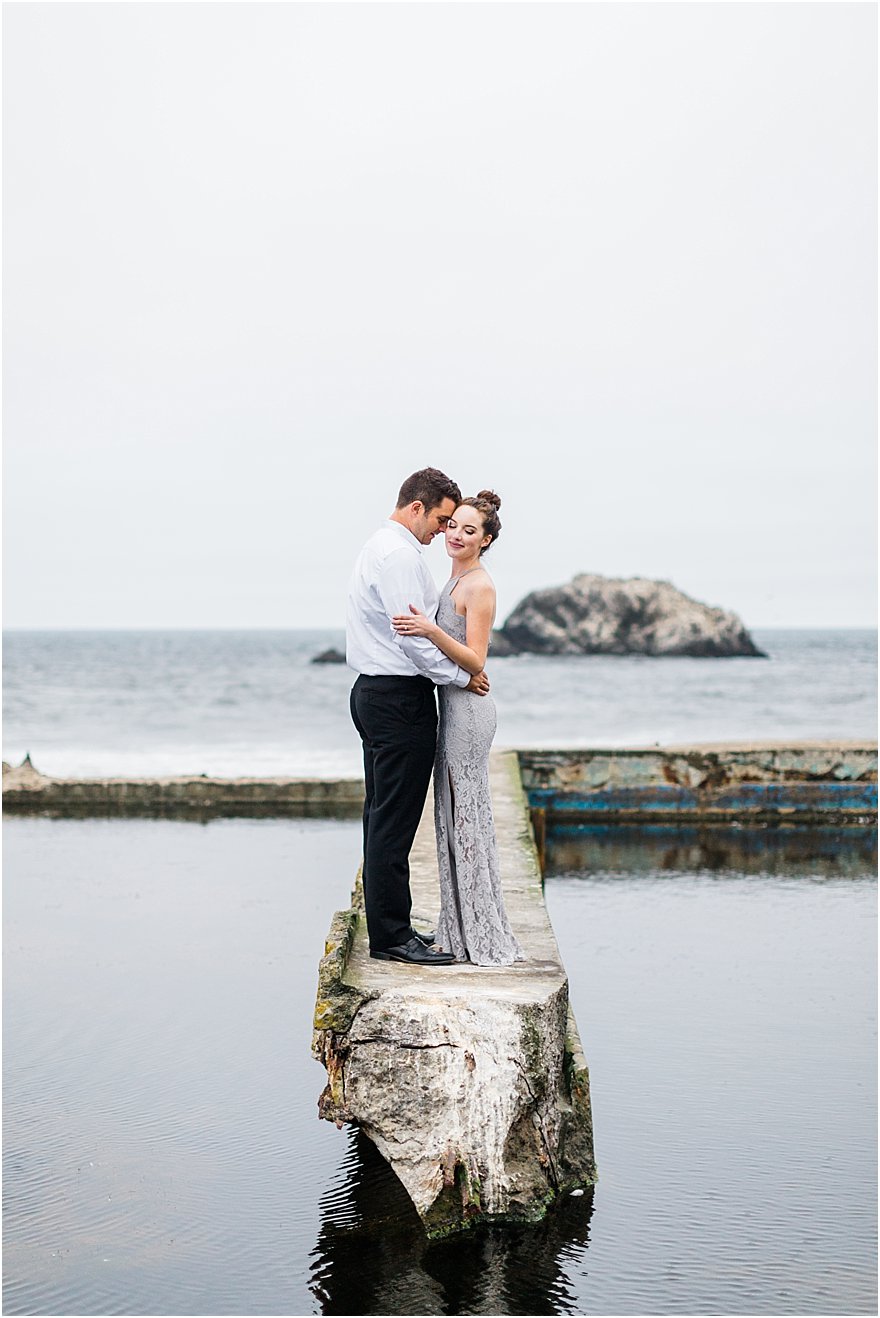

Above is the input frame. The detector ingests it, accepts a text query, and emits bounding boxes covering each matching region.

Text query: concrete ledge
[520,743,877,829]
[311,750,597,1238]
[6,743,874,824]
[2,758,365,819]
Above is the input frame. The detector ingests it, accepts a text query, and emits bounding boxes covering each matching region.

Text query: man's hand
[465,670,490,696]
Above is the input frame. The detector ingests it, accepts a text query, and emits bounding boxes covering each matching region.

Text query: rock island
[492,573,765,657]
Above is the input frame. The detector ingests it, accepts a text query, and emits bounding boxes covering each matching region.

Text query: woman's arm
[392,580,495,676]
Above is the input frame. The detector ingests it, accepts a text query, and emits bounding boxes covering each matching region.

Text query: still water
[3,818,876,1315]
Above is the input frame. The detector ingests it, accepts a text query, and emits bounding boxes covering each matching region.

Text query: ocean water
[3,628,876,1314]
[3,818,876,1315]
[2,628,876,779]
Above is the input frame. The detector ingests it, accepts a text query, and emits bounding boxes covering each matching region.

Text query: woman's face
[445,505,490,561]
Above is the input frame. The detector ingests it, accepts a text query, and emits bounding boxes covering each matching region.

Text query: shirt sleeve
[377,549,471,687]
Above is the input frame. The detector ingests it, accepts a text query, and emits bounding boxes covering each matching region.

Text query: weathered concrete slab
[1,757,364,819]
[520,743,878,830]
[312,750,596,1238]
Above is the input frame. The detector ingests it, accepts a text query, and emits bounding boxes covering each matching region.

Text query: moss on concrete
[559,1005,598,1187]
[313,906,365,1034]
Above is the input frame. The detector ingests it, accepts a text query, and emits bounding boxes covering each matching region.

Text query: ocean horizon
[3,627,876,780]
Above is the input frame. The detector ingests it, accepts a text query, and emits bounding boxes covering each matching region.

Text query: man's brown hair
[396,467,461,511]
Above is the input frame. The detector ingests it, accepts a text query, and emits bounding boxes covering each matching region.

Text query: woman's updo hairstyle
[461,490,502,554]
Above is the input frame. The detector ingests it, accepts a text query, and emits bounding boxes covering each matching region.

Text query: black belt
[355,673,434,691]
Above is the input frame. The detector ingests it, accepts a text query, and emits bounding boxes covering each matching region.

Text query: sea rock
[311,647,346,664]
[488,630,517,657]
[498,574,766,658]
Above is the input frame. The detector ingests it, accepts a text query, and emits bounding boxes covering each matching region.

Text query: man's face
[413,498,456,545]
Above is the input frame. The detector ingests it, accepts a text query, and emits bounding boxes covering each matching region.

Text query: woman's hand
[392,605,435,640]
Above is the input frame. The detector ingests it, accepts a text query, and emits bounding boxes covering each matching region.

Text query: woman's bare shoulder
[460,570,496,606]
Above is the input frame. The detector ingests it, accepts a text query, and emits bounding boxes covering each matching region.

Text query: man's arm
[377,550,471,687]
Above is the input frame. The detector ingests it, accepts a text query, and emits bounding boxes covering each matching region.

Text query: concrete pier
[312,751,596,1238]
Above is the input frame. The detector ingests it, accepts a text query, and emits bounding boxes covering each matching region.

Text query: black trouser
[349,673,438,951]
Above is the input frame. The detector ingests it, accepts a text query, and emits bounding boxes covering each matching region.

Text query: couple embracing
[346,467,522,968]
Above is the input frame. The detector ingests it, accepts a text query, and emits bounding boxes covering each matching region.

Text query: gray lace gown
[433,574,523,966]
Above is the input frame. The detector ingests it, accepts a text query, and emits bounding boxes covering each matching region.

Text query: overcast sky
[3,2,876,630]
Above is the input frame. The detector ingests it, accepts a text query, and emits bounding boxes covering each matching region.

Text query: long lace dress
[434,572,523,966]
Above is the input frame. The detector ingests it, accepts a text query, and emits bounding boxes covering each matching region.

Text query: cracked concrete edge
[517,744,879,788]
[312,866,374,1123]
[313,870,368,1034]
[562,1003,598,1187]
[496,748,545,883]
[499,747,595,1175]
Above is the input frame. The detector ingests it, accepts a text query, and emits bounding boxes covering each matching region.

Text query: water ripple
[4,819,877,1315]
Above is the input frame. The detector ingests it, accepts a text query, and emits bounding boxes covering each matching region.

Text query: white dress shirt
[346,521,470,686]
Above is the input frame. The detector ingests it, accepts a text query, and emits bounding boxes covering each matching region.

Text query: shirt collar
[386,519,424,552]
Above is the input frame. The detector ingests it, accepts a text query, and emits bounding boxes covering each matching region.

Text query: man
[346,467,490,966]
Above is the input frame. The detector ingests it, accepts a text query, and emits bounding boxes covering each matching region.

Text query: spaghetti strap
[448,566,483,595]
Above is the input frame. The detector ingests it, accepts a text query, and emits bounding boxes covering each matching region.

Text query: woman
[392,492,522,966]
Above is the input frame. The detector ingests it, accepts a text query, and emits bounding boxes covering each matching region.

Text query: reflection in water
[545,821,877,878]
[309,1130,594,1316]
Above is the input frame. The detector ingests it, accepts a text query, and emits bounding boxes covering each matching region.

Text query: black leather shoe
[411,928,436,946]
[370,936,456,966]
